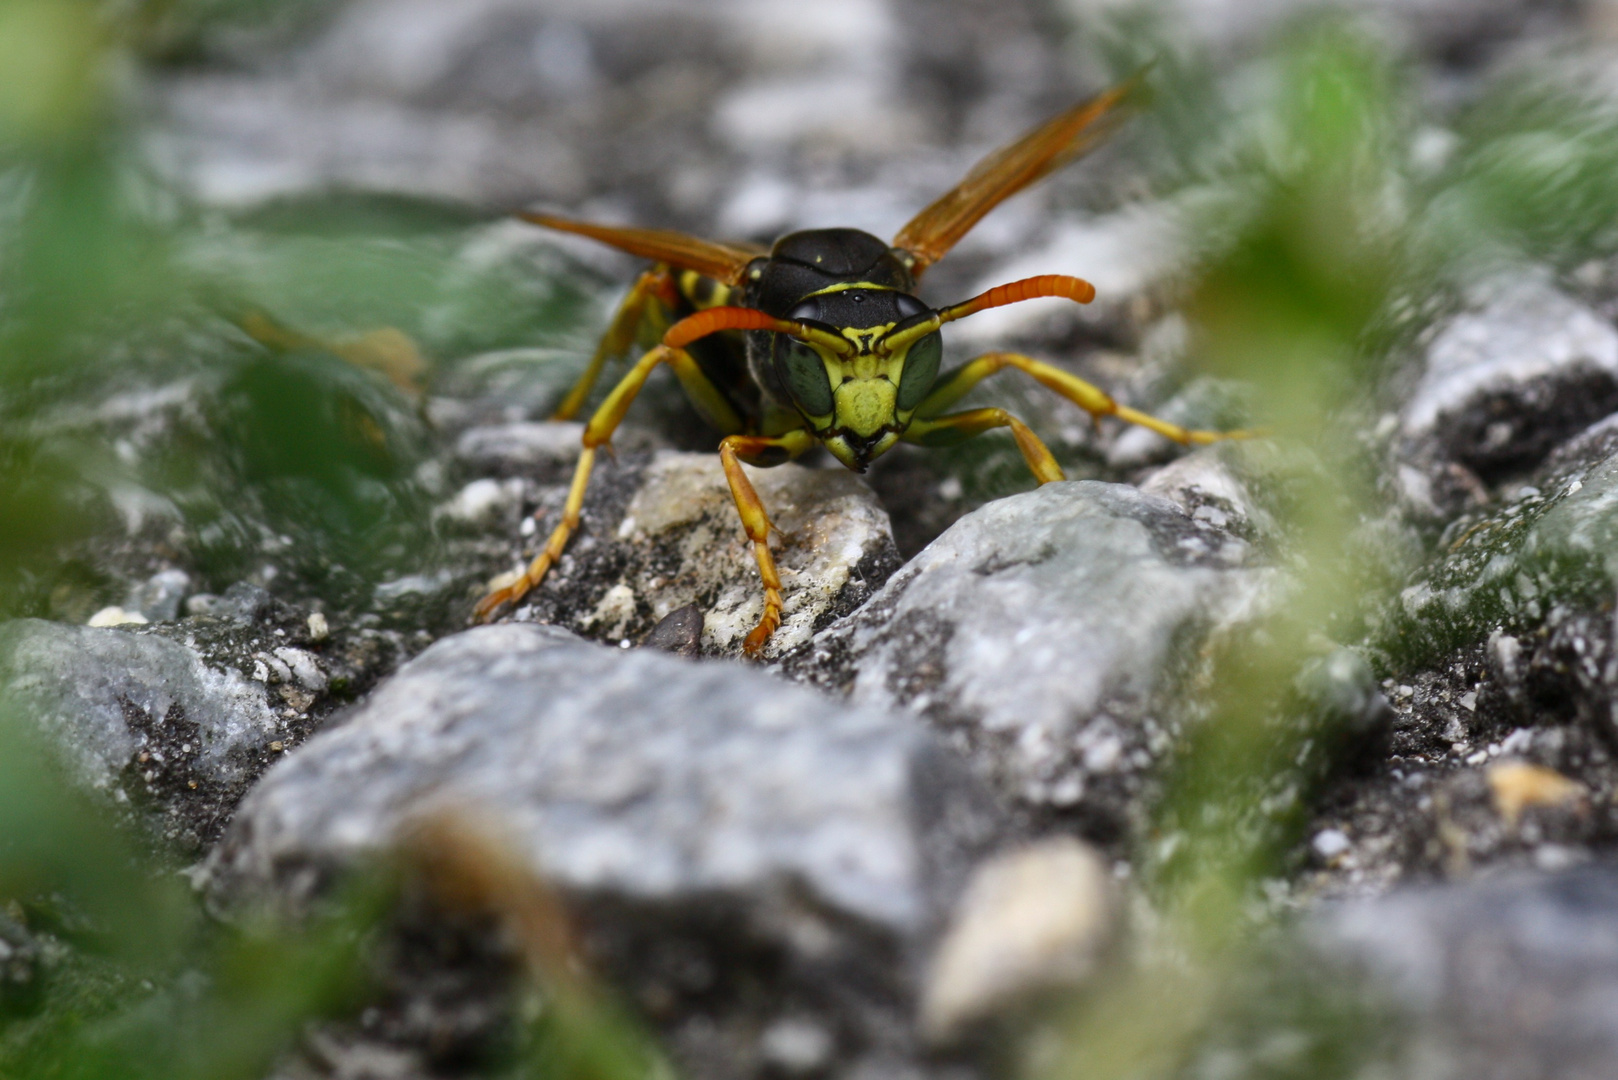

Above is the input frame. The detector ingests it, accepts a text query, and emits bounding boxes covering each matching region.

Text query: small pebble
[759,1018,833,1076]
[1312,828,1352,860]
[1488,761,1587,827]
[642,604,705,658]
[87,606,147,628]
[920,837,1117,1043]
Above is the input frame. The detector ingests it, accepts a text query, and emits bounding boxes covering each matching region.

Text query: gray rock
[149,0,932,217]
[1386,425,1618,670]
[126,568,193,623]
[208,623,1004,1080]
[1395,274,1618,515]
[453,421,588,481]
[1314,867,1618,1080]
[1320,423,1618,894]
[793,480,1271,821]
[949,202,1198,350]
[1138,438,1312,553]
[214,581,278,625]
[1292,649,1395,772]
[0,620,285,850]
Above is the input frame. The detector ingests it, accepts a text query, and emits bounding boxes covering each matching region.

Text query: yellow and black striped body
[659,265,764,430]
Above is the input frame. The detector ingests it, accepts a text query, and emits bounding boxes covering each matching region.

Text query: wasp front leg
[918,351,1249,446]
[473,340,742,622]
[551,266,679,421]
[718,429,817,656]
[904,407,1066,485]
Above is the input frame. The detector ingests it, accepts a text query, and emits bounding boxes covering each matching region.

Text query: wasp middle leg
[903,407,1067,484]
[918,351,1249,446]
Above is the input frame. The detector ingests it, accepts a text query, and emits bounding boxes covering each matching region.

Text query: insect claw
[471,587,515,625]
[742,598,782,658]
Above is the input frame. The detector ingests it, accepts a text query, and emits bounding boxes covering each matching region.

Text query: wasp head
[771,285,943,471]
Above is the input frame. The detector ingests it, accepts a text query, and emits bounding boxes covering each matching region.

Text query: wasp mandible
[474,79,1245,654]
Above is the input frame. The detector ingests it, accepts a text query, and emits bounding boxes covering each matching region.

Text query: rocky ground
[10,0,1618,1078]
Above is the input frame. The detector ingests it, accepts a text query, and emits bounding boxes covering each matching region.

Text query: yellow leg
[918,351,1249,446]
[473,342,732,622]
[717,429,816,656]
[904,407,1066,484]
[552,266,677,421]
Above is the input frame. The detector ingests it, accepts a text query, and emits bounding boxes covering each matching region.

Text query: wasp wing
[518,212,764,286]
[892,79,1139,278]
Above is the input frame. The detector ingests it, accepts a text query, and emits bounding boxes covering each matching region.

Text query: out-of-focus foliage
[0,5,658,1078]
[0,0,602,619]
[0,712,371,1080]
[0,710,671,1080]
[1037,11,1618,1080]
[1431,64,1618,269]
[1024,29,1408,1080]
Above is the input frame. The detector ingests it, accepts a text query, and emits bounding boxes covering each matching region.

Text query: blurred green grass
[5,2,1618,1079]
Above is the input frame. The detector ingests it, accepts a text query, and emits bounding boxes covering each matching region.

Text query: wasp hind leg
[551,266,679,421]
[718,429,818,656]
[917,351,1250,446]
[473,340,744,622]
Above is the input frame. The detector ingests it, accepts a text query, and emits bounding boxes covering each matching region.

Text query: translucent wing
[892,79,1139,278]
[519,212,764,286]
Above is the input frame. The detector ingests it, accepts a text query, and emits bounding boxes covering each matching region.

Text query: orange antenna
[936,275,1096,326]
[663,307,853,356]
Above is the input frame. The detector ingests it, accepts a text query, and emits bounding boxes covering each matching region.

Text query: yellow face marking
[833,376,897,438]
[881,314,943,355]
[840,324,896,356]
[824,430,901,470]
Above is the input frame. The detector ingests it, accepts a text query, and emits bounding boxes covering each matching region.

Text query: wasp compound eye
[776,337,834,417]
[787,299,823,322]
[894,293,929,319]
[895,330,942,411]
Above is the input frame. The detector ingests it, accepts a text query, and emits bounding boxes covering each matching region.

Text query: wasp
[474,80,1242,654]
